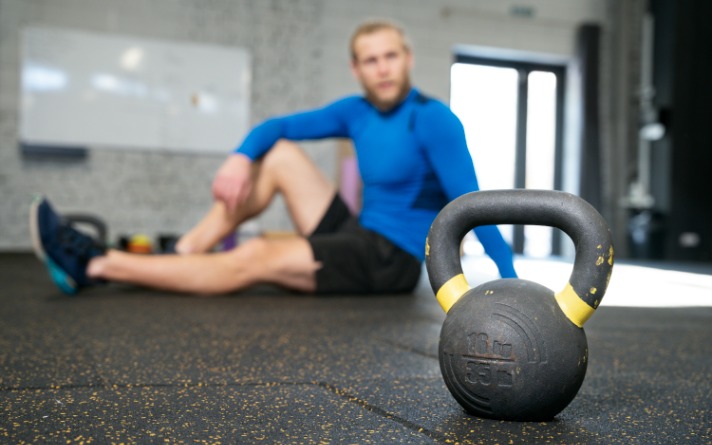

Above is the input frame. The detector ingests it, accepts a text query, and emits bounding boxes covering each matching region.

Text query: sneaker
[29,196,105,295]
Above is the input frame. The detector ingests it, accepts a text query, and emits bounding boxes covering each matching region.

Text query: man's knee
[261,140,310,171]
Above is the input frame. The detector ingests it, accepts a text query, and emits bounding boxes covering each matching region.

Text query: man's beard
[365,77,411,111]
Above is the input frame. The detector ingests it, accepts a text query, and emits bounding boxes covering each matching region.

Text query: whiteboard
[20,27,251,153]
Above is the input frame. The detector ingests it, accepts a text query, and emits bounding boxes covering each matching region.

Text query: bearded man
[31,20,517,296]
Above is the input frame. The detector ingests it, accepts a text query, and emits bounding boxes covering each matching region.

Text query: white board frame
[19,26,251,154]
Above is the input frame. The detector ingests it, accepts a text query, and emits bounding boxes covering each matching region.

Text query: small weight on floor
[426,189,614,421]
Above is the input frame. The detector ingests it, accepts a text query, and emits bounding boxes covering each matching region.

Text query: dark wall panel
[666,0,712,261]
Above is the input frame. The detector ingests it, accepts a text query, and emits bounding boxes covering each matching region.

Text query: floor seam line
[316,381,448,444]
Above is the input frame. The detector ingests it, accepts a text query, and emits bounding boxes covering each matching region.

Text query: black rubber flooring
[1,253,711,444]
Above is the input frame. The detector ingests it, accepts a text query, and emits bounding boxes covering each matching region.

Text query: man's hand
[211,153,254,214]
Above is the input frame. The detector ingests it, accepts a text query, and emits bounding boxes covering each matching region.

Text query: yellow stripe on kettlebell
[555,283,595,328]
[436,274,470,313]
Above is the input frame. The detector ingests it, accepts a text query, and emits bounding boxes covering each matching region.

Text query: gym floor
[2,252,711,445]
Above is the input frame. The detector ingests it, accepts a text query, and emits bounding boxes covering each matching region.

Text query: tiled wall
[0,0,613,250]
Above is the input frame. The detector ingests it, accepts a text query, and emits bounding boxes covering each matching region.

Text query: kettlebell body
[426,190,613,421]
[440,279,587,421]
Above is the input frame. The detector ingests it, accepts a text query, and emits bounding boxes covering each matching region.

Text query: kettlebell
[64,213,108,245]
[425,189,614,421]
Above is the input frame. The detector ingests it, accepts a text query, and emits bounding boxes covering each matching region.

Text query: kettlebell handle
[425,189,614,328]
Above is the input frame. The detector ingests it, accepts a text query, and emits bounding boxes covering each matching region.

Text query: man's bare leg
[85,140,339,294]
[176,140,336,254]
[87,236,321,294]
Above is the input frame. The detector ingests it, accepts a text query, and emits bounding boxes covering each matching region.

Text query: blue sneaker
[29,196,105,295]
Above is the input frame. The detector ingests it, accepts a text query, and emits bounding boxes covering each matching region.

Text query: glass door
[451,57,565,257]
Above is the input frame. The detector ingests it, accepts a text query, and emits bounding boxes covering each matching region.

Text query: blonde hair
[349,19,411,62]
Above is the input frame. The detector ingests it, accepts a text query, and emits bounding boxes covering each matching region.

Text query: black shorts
[308,195,422,294]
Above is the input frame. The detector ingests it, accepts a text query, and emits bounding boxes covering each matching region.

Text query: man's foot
[29,196,105,295]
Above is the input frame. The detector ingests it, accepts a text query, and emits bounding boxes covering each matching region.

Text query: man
[30,20,517,296]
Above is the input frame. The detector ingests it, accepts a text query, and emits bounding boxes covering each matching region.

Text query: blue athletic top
[234,88,517,278]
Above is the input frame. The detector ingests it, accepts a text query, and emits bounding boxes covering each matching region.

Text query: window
[451,56,565,257]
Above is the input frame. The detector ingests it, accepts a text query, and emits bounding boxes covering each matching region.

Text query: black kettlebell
[425,190,614,421]
[64,213,108,244]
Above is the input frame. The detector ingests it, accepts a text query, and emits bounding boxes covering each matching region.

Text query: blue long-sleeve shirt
[235,88,517,278]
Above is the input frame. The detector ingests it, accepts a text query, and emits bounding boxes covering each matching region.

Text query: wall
[601,0,646,258]
[665,0,712,261]
[0,0,614,251]
[0,0,330,249]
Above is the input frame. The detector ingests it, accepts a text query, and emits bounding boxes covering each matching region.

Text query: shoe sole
[29,196,78,294]
[46,256,79,295]
[29,196,47,262]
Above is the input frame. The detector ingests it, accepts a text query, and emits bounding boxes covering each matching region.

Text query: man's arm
[213,98,357,211]
[416,102,518,278]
